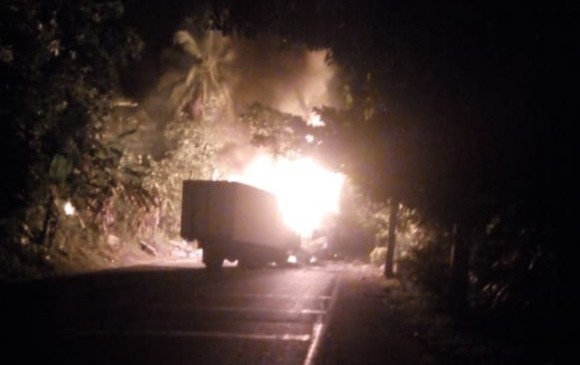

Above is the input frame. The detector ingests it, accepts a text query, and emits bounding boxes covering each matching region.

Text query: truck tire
[203,248,224,270]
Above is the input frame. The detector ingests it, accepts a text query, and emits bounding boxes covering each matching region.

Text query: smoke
[138,30,341,175]
[229,35,339,119]
[131,29,345,234]
[211,33,341,175]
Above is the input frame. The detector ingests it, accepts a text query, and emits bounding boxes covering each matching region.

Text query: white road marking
[64,295,332,344]
[303,276,341,365]
[63,272,340,361]
[190,293,332,300]
[179,307,327,315]
[70,329,312,342]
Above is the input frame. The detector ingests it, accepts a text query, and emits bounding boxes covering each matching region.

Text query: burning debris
[228,154,344,237]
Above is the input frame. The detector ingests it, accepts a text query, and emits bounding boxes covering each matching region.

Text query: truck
[181,180,300,269]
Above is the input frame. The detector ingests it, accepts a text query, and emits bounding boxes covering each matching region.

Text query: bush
[402,237,452,296]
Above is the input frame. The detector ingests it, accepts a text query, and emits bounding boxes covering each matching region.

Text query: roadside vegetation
[379,274,561,365]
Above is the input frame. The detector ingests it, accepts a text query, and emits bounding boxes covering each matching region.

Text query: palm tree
[158,29,235,123]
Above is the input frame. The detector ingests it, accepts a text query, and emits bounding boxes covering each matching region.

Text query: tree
[0,0,146,276]
[239,103,316,157]
[162,29,234,121]
[136,19,244,242]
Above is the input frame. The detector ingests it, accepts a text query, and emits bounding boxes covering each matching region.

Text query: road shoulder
[317,265,438,365]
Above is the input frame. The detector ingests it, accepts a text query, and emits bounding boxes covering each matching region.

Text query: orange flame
[228,154,344,236]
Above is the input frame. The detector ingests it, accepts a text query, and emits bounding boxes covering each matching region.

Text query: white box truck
[181,180,299,269]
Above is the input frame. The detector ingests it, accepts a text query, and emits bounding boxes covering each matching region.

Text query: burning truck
[181,180,300,269]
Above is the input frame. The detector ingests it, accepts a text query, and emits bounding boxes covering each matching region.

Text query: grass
[378,277,550,365]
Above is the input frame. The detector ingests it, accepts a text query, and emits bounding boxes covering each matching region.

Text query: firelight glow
[306,111,325,127]
[228,155,344,236]
[63,201,75,216]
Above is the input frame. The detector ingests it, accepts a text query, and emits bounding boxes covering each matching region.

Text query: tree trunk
[39,193,55,247]
[384,199,399,278]
[448,221,472,313]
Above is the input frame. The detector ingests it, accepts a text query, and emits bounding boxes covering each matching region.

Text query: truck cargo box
[181,180,298,268]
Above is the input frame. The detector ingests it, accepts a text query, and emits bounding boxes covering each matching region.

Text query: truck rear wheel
[203,248,224,270]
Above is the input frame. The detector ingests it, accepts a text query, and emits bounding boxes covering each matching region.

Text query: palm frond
[174,31,201,58]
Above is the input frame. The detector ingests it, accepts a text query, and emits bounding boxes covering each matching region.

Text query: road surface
[2,265,340,365]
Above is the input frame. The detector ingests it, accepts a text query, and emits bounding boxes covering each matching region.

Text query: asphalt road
[2,265,339,365]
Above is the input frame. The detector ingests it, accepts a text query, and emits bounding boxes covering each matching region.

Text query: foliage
[143,117,219,240]
[354,194,425,269]
[369,246,387,267]
[240,103,316,157]
[0,2,233,278]
[136,25,229,244]
[469,208,558,322]
[158,23,234,123]
[401,231,453,296]
[0,0,147,277]
[400,205,560,335]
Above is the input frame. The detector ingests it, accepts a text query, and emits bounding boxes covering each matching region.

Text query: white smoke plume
[229,35,339,119]
[204,33,341,176]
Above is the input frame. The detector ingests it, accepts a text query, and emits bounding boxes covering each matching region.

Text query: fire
[228,154,344,236]
[63,201,75,216]
[306,111,325,127]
